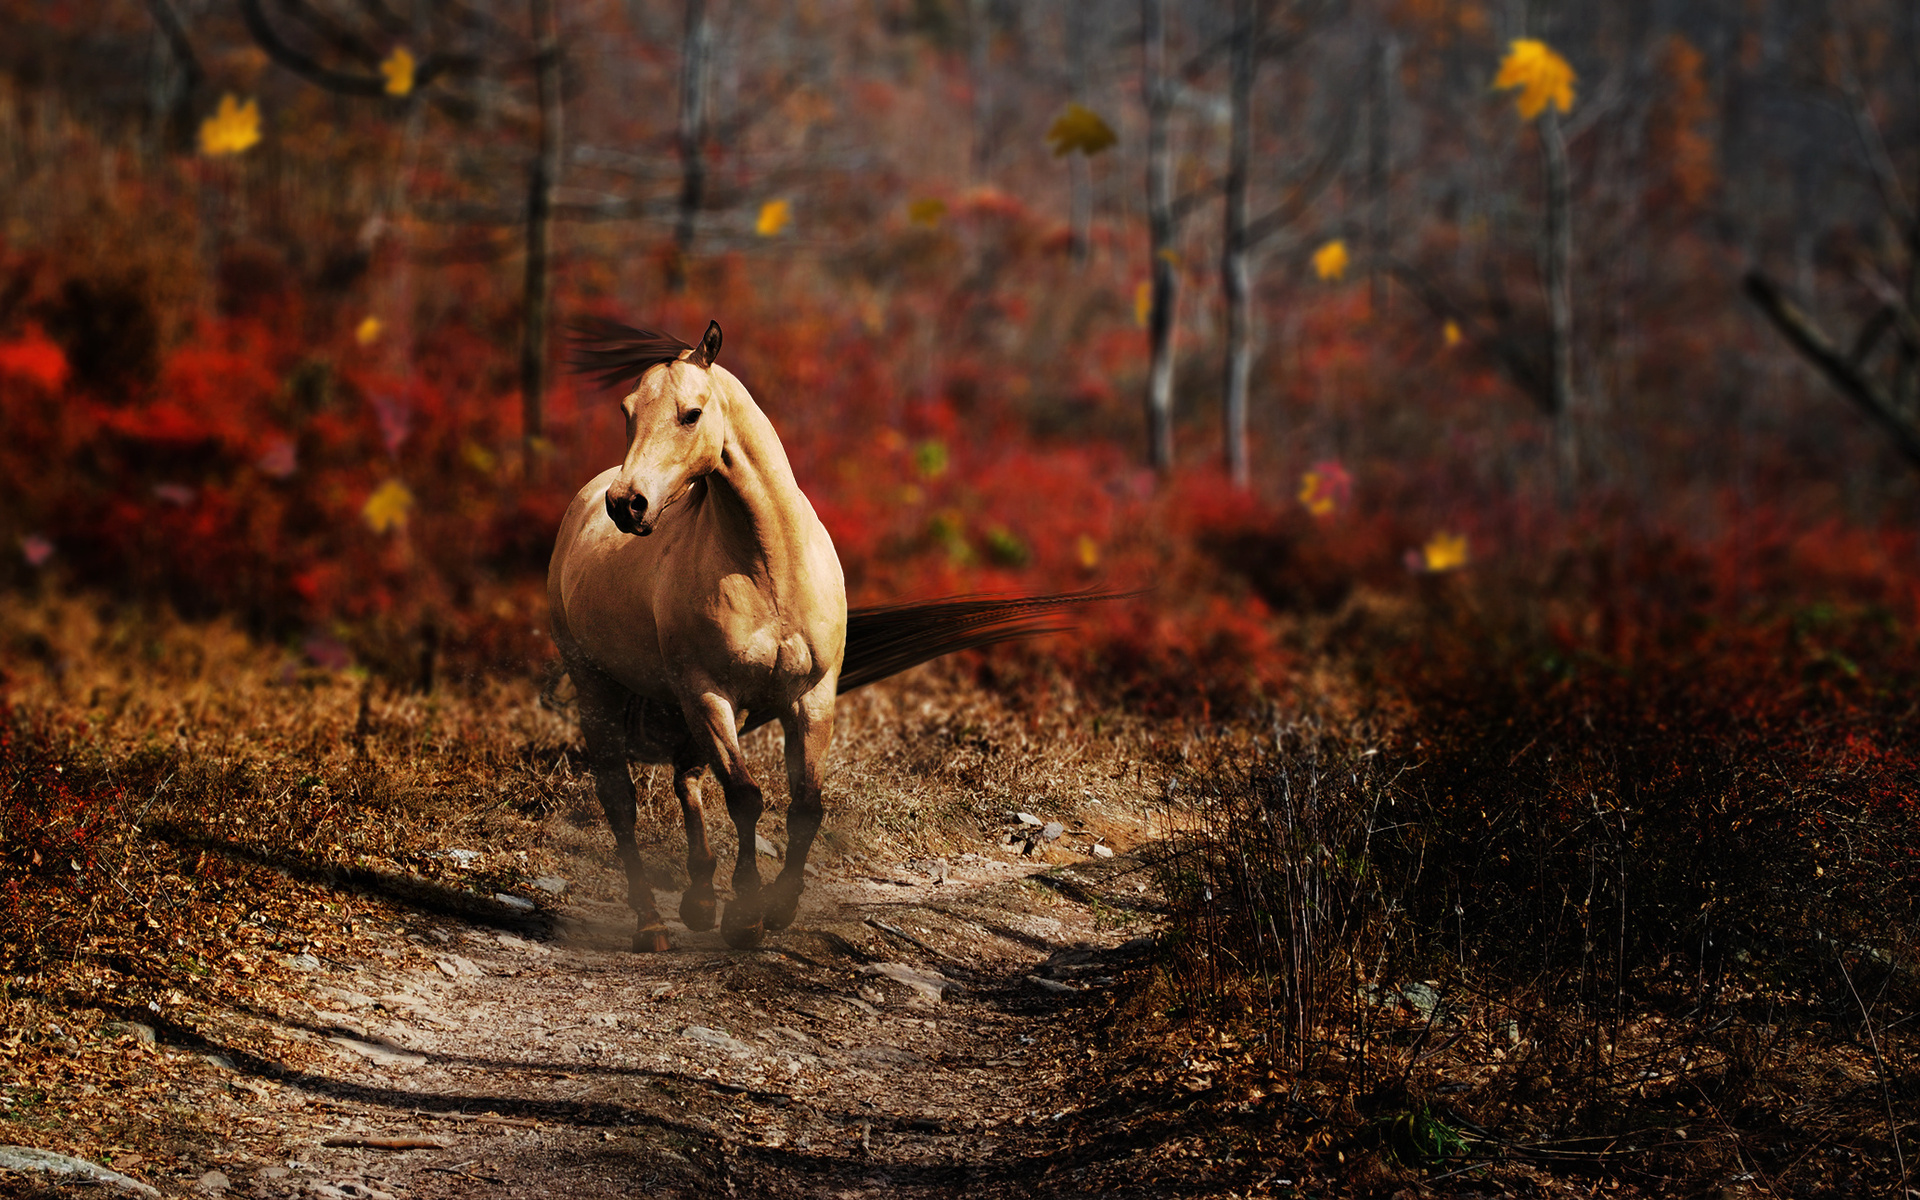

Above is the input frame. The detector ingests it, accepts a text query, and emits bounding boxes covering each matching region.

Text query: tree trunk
[521,0,562,458]
[969,0,992,180]
[1221,0,1254,487]
[1142,0,1175,473]
[1542,109,1575,494]
[1366,34,1396,319]
[669,0,710,291]
[1067,0,1091,264]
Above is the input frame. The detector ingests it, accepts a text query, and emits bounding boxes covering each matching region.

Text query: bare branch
[1243,90,1359,248]
[1744,271,1920,473]
[1390,259,1550,413]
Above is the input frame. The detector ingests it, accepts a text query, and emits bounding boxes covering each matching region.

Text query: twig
[1835,947,1909,1191]
[320,1136,447,1150]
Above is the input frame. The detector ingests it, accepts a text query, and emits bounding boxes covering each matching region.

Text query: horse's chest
[696,575,820,681]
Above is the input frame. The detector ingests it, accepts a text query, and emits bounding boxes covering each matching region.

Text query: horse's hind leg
[672,741,719,932]
[766,678,835,932]
[574,667,670,953]
[681,687,768,949]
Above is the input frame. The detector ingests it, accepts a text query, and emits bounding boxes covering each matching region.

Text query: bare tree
[1744,45,1920,473]
[1142,0,1176,473]
[1220,0,1256,486]
[522,0,563,454]
[669,0,712,291]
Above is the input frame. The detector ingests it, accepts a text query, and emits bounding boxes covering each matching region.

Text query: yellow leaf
[1297,460,1350,517]
[1134,281,1152,329]
[381,47,416,97]
[362,479,414,534]
[1046,103,1117,157]
[355,316,383,346]
[1076,535,1101,570]
[1444,319,1463,348]
[1312,239,1349,281]
[460,441,497,475]
[908,197,947,226]
[1421,532,1469,572]
[198,95,261,157]
[756,199,792,236]
[1493,39,1575,120]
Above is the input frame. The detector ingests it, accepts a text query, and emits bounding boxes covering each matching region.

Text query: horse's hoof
[763,883,803,932]
[633,925,672,954]
[720,903,765,950]
[679,891,718,932]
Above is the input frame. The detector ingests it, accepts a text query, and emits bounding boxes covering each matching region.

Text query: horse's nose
[605,490,649,535]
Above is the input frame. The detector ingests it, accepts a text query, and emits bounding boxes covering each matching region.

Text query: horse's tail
[836,591,1126,694]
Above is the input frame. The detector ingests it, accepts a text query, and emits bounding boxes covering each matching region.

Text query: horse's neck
[707,390,811,584]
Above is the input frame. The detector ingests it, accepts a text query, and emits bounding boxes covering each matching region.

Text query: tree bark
[669,0,711,291]
[1542,109,1575,494]
[521,0,562,456]
[1221,0,1254,487]
[1142,0,1175,473]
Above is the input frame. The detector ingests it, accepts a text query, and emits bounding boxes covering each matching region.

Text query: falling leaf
[362,479,414,534]
[1413,532,1469,573]
[1046,103,1118,157]
[908,197,947,227]
[460,441,497,475]
[1312,239,1349,281]
[199,95,261,157]
[1444,319,1463,348]
[756,199,793,237]
[1076,535,1101,570]
[380,47,415,97]
[1493,39,1575,120]
[20,534,53,568]
[1297,460,1352,518]
[355,316,383,346]
[1134,281,1152,329]
[1156,247,1181,267]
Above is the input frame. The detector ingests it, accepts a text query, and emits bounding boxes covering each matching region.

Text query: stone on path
[195,1169,231,1194]
[681,1025,757,1056]
[532,876,569,894]
[326,1036,427,1068]
[858,962,961,1003]
[0,1146,160,1197]
[1091,843,1115,858]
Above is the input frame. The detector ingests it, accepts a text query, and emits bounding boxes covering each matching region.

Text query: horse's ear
[688,320,722,368]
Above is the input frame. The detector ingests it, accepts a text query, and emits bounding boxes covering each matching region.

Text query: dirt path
[181,849,1160,1200]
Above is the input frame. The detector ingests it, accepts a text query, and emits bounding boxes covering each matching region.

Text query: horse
[551,318,1099,952]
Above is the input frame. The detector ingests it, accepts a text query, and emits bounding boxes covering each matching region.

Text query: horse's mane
[568,318,693,390]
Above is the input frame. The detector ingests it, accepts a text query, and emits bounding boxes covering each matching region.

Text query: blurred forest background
[4,0,1919,706]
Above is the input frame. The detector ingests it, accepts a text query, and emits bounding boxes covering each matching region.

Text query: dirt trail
[196,849,1161,1200]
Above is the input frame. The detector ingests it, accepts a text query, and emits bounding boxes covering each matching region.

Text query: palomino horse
[553,319,1093,951]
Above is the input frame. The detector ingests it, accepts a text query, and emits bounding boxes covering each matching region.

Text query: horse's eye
[680,408,702,427]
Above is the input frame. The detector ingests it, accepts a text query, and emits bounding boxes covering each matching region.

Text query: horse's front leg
[672,742,719,932]
[573,667,670,952]
[766,678,835,932]
[682,688,768,949]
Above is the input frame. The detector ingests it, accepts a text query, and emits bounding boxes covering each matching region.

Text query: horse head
[606,320,725,537]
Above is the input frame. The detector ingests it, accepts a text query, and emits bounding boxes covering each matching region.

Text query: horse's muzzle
[606,490,655,537]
